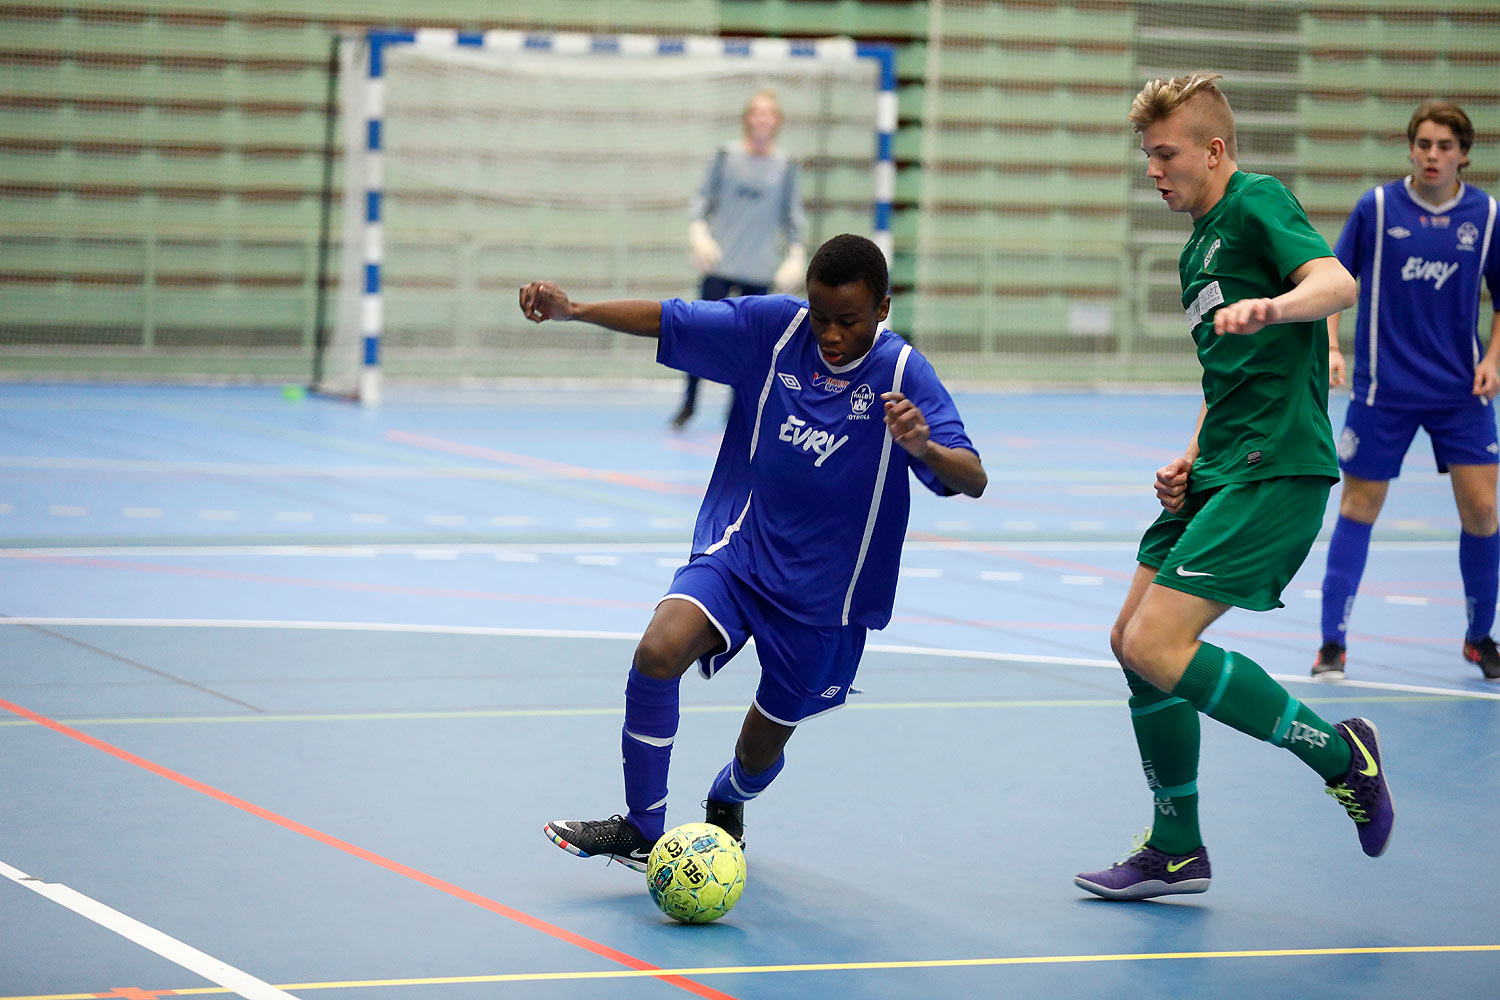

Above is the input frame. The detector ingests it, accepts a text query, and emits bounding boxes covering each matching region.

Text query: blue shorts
[1337,397,1499,480]
[662,554,868,726]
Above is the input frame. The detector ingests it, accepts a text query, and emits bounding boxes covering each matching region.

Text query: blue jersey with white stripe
[1335,179,1500,407]
[658,294,976,629]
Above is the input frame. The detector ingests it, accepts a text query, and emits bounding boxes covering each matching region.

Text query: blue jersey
[1335,178,1500,408]
[658,294,977,629]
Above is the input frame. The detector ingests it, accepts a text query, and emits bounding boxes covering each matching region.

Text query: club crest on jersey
[810,370,851,393]
[849,384,875,421]
[1458,222,1479,251]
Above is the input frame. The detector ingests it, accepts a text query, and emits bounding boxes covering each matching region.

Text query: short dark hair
[806,233,889,305]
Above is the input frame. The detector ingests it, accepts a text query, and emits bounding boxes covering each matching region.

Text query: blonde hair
[741,88,783,137]
[1129,71,1238,161]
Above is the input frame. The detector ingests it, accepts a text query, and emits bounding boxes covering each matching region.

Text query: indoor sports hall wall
[2,0,1497,385]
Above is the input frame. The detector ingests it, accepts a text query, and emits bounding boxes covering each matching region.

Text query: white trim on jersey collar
[1403,175,1466,215]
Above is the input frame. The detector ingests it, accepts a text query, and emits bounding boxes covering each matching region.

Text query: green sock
[1173,641,1352,780]
[1124,669,1203,855]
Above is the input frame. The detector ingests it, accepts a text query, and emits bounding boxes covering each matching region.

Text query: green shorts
[1137,475,1333,611]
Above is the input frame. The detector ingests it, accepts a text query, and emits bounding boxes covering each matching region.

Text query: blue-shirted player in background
[1316,101,1500,681]
[520,234,987,869]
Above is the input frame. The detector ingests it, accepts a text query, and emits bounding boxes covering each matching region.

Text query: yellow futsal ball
[646,822,746,923]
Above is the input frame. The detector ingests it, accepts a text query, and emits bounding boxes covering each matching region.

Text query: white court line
[1,618,1495,701]
[0,859,299,1000]
[0,540,1458,558]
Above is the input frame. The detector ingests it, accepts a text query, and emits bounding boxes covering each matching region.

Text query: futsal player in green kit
[1075,72,1395,900]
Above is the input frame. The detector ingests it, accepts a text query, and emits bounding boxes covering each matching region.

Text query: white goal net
[324,32,886,401]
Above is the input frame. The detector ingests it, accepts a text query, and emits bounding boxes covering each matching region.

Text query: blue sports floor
[1,381,1496,1000]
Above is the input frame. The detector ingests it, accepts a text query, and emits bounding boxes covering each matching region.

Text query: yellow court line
[10,944,1499,999]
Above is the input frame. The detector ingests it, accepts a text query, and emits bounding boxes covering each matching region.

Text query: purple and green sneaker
[1325,717,1394,858]
[1075,833,1211,901]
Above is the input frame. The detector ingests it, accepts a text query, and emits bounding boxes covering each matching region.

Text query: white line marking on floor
[0,859,300,1000]
[574,517,616,528]
[1384,595,1430,606]
[489,515,535,527]
[424,514,466,527]
[413,550,458,561]
[1061,575,1105,586]
[900,567,942,578]
[656,557,682,568]
[0,619,1493,700]
[1392,520,1429,531]
[575,554,620,566]
[1303,589,1322,599]
[0,503,11,514]
[1067,521,1108,532]
[123,507,164,519]
[981,571,1025,582]
[935,520,971,530]
[48,505,87,517]
[0,540,1452,559]
[493,551,540,563]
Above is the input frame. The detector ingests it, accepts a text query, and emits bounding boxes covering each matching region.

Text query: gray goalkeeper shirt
[689,143,807,287]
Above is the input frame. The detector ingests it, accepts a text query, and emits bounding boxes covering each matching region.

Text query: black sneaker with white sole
[544,815,654,872]
[1312,641,1346,681]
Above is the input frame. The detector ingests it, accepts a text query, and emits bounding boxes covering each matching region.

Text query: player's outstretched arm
[518,281,662,338]
[1214,256,1356,336]
[881,392,987,498]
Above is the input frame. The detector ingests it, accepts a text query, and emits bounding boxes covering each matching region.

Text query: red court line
[386,429,705,496]
[0,697,739,1000]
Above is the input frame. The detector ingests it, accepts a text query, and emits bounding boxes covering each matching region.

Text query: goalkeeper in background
[1075,71,1393,902]
[520,234,986,872]
[673,88,809,430]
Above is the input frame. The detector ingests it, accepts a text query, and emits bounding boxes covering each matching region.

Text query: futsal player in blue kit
[1314,101,1500,681]
[519,234,987,869]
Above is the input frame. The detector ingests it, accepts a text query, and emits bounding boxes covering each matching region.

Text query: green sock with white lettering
[1124,669,1203,856]
[1173,641,1352,781]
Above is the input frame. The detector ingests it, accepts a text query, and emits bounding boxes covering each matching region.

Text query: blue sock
[622,667,679,842]
[1460,530,1500,641]
[708,753,785,804]
[1321,515,1373,645]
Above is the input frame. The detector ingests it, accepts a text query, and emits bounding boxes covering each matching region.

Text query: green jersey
[1179,170,1340,490]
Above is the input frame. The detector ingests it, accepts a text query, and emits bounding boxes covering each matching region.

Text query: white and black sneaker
[544,815,654,872]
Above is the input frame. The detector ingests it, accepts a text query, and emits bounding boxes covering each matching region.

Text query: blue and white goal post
[322,29,896,404]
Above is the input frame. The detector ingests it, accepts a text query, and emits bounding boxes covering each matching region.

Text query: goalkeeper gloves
[688,220,723,274]
[772,244,807,293]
